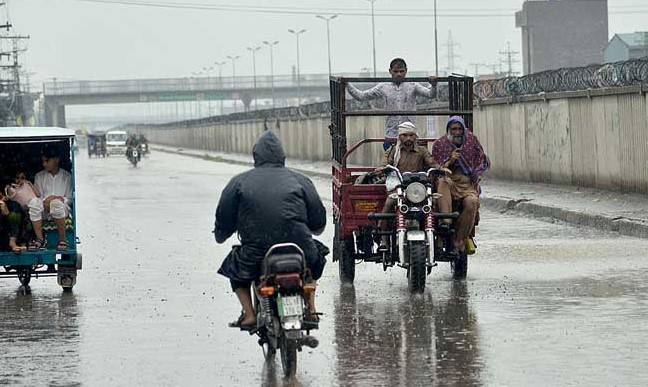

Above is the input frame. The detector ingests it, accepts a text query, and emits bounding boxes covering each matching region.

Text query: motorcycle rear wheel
[407,241,427,293]
[279,337,297,378]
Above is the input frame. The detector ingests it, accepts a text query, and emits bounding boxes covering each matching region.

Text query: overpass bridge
[42,70,437,127]
[42,73,333,127]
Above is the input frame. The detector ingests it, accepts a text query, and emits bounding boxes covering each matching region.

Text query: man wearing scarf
[431,116,490,253]
[377,121,437,250]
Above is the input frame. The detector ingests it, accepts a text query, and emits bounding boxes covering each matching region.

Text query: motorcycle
[126,146,140,167]
[251,243,319,378]
[138,142,149,156]
[367,165,464,293]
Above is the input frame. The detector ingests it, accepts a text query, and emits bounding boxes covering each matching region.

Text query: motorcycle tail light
[259,286,276,297]
[275,273,303,290]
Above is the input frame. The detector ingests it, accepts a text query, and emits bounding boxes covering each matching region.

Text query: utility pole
[227,55,241,113]
[444,30,459,75]
[262,40,279,109]
[316,14,338,78]
[214,60,226,114]
[365,0,378,76]
[434,0,439,76]
[247,46,261,111]
[499,41,520,77]
[288,29,306,106]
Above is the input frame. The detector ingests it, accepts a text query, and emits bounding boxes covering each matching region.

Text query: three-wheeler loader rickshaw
[0,128,82,291]
[330,76,474,293]
[87,131,107,158]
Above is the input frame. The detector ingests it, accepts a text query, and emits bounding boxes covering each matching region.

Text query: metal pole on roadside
[434,0,439,76]
[316,15,338,78]
[215,60,227,115]
[203,66,214,115]
[263,40,279,109]
[227,55,241,113]
[247,46,261,111]
[365,0,377,77]
[288,28,307,106]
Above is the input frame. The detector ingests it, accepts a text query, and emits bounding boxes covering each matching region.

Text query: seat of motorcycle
[263,253,305,275]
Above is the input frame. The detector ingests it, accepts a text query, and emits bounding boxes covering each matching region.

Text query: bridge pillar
[44,101,67,127]
[241,94,252,112]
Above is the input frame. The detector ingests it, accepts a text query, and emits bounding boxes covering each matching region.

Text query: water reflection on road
[334,281,482,386]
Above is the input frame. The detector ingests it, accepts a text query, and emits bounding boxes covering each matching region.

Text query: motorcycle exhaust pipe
[398,230,406,266]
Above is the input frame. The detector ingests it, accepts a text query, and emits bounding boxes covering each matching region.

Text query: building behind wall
[604,32,648,63]
[516,0,608,74]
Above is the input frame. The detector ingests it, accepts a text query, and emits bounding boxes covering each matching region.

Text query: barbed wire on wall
[474,57,648,100]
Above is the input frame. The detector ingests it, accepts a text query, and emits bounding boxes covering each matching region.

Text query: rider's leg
[436,179,453,226]
[49,199,68,244]
[234,285,256,325]
[28,198,45,242]
[378,196,397,248]
[454,195,479,251]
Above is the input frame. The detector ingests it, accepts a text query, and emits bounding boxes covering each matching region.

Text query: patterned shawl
[431,116,490,181]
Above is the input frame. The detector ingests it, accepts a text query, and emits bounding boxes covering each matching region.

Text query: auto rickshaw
[87,131,107,158]
[0,128,82,291]
[330,76,474,292]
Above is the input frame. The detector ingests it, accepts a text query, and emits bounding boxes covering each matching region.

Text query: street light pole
[247,46,262,111]
[203,66,214,115]
[263,40,279,109]
[434,0,439,76]
[288,28,307,106]
[215,60,227,114]
[365,0,377,77]
[316,15,338,78]
[226,54,241,113]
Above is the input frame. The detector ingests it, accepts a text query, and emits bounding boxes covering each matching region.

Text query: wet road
[2,151,648,386]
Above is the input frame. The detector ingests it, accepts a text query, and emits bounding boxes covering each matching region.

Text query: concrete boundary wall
[474,88,648,193]
[132,86,648,193]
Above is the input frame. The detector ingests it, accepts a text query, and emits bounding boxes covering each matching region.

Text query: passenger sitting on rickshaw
[431,116,490,254]
[29,147,73,251]
[347,58,438,151]
[2,169,39,253]
[376,121,438,250]
[0,191,31,253]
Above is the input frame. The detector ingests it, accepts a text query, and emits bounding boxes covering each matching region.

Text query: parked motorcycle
[251,243,319,378]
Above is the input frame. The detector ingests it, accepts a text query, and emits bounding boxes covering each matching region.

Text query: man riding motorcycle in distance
[214,131,328,331]
[431,116,490,255]
[375,121,438,251]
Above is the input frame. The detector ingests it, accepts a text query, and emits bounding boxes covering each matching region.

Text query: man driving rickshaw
[375,121,437,250]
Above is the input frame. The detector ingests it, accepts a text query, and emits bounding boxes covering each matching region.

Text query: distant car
[106,130,128,155]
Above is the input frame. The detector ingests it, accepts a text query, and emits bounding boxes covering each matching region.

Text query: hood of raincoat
[253,131,286,167]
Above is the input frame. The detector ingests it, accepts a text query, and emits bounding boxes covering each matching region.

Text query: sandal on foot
[228,311,245,328]
[27,239,46,251]
[11,245,25,254]
[57,240,69,251]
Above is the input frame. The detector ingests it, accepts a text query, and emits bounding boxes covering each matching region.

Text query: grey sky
[7,0,648,89]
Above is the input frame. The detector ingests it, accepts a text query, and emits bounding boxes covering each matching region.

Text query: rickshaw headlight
[405,182,427,204]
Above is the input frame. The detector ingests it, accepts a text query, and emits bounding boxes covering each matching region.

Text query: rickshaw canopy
[0,127,75,141]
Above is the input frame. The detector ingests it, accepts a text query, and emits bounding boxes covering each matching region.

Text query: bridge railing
[474,57,648,100]
[42,74,333,96]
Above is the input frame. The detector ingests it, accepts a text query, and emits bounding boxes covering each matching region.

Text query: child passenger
[3,170,40,252]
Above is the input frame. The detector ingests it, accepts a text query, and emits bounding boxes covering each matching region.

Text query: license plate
[278,295,304,317]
